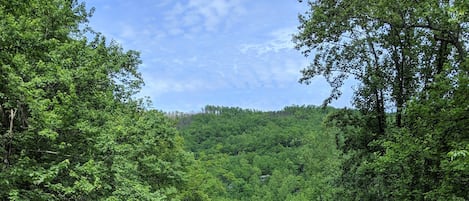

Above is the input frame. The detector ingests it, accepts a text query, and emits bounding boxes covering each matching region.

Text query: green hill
[176,105,342,201]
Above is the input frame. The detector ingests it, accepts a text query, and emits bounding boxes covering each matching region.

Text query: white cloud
[240,27,296,55]
[143,78,207,96]
[228,27,306,89]
[164,0,245,34]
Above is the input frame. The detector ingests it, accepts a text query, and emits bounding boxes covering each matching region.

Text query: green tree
[295,0,468,199]
[178,106,341,200]
[0,0,203,200]
[96,108,197,200]
[295,0,467,126]
[374,59,469,200]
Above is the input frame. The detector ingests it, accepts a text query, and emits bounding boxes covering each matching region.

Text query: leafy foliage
[1,0,467,200]
[0,1,202,200]
[177,105,342,200]
[295,0,468,200]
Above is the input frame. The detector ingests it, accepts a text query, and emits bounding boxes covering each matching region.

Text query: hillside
[176,105,341,201]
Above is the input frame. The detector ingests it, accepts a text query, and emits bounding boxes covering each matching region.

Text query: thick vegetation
[295,0,468,200]
[0,1,201,200]
[1,0,467,200]
[176,105,341,201]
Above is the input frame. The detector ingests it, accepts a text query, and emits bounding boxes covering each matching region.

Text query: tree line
[1,0,467,200]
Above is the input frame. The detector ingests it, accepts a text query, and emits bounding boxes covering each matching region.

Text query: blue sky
[86,0,353,112]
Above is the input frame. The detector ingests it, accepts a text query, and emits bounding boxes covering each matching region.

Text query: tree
[97,108,197,200]
[177,106,341,200]
[0,0,202,200]
[295,0,468,199]
[295,0,467,121]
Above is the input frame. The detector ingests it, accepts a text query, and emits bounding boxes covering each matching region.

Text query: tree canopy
[294,0,468,200]
[177,105,342,201]
[1,0,467,200]
[0,1,202,200]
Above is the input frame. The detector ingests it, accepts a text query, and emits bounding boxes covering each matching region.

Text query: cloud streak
[164,0,245,35]
[239,27,296,55]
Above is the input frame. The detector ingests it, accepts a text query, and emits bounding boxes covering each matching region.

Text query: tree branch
[9,108,17,138]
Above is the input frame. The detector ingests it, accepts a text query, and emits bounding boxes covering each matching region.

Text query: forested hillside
[1,0,467,200]
[176,105,341,201]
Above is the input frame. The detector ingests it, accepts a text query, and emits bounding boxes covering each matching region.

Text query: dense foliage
[176,105,342,201]
[1,0,467,200]
[295,0,468,200]
[0,1,201,200]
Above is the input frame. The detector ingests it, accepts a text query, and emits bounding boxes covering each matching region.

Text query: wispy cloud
[142,78,209,97]
[164,0,245,35]
[230,27,306,89]
[239,27,296,55]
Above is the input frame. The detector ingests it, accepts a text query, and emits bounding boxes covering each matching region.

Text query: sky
[86,0,354,112]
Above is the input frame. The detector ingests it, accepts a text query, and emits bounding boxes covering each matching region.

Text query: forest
[0,0,468,200]
[175,105,341,200]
